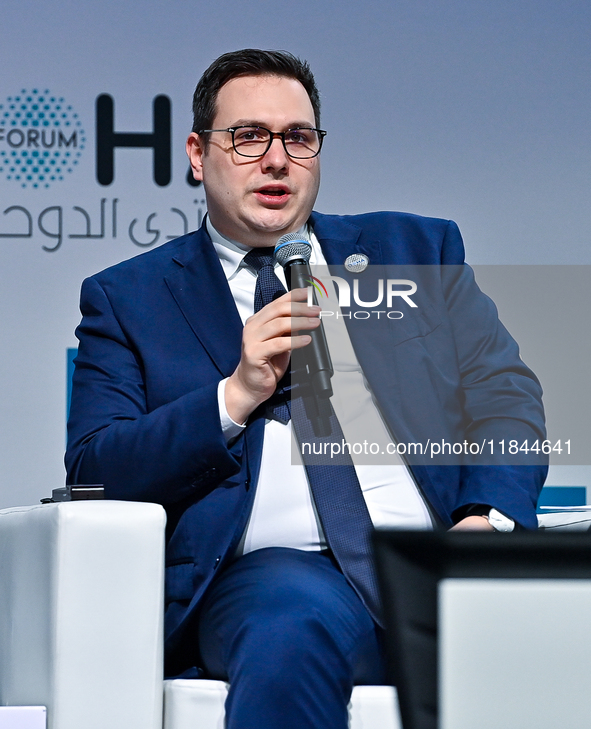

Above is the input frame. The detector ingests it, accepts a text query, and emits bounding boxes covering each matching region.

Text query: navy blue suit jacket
[66,210,547,659]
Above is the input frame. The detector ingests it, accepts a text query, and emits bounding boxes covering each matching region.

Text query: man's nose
[261,134,289,169]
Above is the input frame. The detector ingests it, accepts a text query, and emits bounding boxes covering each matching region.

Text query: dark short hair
[191,49,321,136]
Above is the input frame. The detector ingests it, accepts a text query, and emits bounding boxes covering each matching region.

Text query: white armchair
[0,501,401,729]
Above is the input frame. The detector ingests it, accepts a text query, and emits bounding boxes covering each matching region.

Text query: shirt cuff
[218,378,247,443]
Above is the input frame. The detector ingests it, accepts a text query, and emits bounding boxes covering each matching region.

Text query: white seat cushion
[163,679,401,729]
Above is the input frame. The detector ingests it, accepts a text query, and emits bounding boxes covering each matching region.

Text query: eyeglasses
[198,126,327,159]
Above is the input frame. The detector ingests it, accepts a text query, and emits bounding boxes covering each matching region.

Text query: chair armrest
[0,501,166,729]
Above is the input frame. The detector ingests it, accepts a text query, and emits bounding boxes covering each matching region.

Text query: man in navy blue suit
[66,49,546,728]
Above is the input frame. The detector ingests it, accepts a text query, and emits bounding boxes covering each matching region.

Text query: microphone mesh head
[274,232,312,267]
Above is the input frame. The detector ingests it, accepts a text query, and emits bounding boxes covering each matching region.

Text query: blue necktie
[243,248,383,626]
[243,247,292,424]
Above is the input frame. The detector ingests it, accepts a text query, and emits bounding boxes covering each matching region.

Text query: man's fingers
[291,334,312,350]
[274,287,309,302]
[246,302,320,328]
[243,326,314,362]
[227,290,320,423]
[254,314,320,342]
[246,288,319,323]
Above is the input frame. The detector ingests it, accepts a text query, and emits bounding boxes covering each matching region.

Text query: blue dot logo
[0,89,85,189]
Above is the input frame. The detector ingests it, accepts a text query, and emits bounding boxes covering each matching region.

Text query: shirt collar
[206,216,250,280]
[206,215,321,281]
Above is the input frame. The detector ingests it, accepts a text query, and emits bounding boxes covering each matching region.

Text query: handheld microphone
[274,233,333,403]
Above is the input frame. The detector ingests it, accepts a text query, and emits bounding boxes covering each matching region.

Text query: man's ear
[186,132,205,182]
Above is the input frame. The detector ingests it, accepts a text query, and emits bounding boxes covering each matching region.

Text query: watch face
[489,508,515,532]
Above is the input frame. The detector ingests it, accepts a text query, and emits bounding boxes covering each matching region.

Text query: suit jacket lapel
[311,212,451,520]
[164,227,243,377]
[310,211,394,393]
[311,211,411,440]
[310,211,385,267]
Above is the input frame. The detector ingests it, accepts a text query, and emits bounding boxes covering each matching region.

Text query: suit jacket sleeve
[440,220,547,525]
[65,275,242,505]
[318,212,547,529]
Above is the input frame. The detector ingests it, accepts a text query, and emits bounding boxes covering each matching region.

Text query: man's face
[186,74,321,248]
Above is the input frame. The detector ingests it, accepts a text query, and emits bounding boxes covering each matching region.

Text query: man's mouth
[255,185,291,201]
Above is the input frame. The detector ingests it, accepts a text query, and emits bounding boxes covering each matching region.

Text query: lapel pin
[344,253,369,273]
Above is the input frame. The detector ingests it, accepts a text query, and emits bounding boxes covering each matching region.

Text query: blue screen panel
[536,486,587,513]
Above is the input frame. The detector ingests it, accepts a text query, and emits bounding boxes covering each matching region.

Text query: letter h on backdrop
[95,94,171,186]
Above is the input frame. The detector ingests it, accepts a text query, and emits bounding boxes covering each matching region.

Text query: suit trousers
[197,547,387,729]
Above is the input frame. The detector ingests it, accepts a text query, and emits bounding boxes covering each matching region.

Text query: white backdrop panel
[1,0,590,507]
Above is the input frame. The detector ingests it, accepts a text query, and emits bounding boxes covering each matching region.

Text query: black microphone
[274,233,334,415]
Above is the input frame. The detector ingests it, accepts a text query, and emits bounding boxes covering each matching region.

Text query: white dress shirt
[208,217,432,556]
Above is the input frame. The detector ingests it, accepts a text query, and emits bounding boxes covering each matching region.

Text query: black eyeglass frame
[197,126,327,159]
